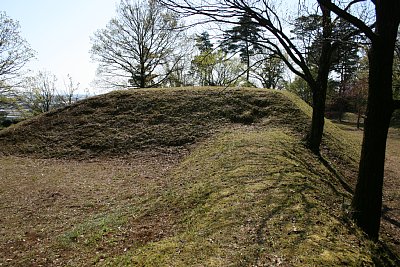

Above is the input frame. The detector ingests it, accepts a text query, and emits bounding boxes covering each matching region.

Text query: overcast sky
[2,0,120,94]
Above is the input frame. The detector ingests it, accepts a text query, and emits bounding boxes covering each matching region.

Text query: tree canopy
[90,0,186,88]
[0,11,35,96]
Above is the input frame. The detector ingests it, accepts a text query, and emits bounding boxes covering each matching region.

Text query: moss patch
[104,128,376,266]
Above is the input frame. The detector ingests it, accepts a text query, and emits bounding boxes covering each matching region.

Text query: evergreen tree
[222,14,262,82]
[192,32,215,85]
[196,32,213,53]
[291,14,323,68]
[192,31,243,86]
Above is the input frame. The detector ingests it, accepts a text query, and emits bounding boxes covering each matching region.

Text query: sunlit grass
[105,128,376,266]
[0,87,397,266]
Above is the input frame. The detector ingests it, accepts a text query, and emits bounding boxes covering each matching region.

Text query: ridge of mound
[0,88,309,159]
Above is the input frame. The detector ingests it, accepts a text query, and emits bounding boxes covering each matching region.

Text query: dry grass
[0,88,308,159]
[0,88,398,266]
[0,153,183,266]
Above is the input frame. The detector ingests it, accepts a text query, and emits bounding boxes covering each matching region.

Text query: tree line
[1,0,400,241]
[0,11,85,125]
[90,0,384,130]
[89,0,288,89]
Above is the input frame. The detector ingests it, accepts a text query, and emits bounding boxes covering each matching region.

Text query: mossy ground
[105,128,376,266]
[0,87,398,266]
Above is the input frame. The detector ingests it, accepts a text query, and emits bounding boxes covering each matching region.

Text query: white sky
[1,0,301,94]
[1,0,120,94]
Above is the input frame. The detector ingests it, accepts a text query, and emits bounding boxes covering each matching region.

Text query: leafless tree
[58,74,80,106]
[90,0,187,89]
[22,71,57,114]
[0,11,35,98]
[160,0,341,154]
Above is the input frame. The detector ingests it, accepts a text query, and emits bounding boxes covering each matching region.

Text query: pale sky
[1,0,301,94]
[1,0,120,94]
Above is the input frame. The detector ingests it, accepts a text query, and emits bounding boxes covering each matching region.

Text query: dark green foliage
[195,32,213,52]
[291,14,323,67]
[222,14,262,61]
[292,15,359,80]
[222,14,263,81]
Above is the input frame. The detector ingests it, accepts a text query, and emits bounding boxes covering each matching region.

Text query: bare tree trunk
[306,3,332,155]
[351,1,399,241]
[246,40,250,83]
[308,86,327,154]
[351,47,392,239]
[356,107,362,129]
[162,0,336,155]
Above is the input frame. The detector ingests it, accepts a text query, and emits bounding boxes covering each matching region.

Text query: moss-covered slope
[0,88,309,158]
[104,128,378,266]
[1,87,395,266]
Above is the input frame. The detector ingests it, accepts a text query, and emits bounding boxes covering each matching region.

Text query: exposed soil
[0,152,185,266]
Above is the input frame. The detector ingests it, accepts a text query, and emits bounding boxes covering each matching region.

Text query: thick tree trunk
[140,67,146,88]
[351,1,399,241]
[306,3,332,155]
[351,45,393,240]
[308,87,327,154]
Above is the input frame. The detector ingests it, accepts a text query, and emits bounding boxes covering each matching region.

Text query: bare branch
[0,12,35,88]
[91,0,186,88]
[344,0,368,12]
[317,0,376,41]
[162,0,331,91]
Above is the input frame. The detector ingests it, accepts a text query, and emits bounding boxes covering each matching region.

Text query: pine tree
[222,14,262,83]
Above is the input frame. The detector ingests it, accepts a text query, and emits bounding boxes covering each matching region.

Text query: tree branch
[344,0,368,12]
[317,0,376,41]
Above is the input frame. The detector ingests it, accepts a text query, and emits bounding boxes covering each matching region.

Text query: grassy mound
[38,127,386,266]
[1,87,396,266]
[0,88,309,159]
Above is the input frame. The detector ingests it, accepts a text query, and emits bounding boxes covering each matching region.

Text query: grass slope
[0,87,396,266]
[0,88,308,159]
[107,128,374,266]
